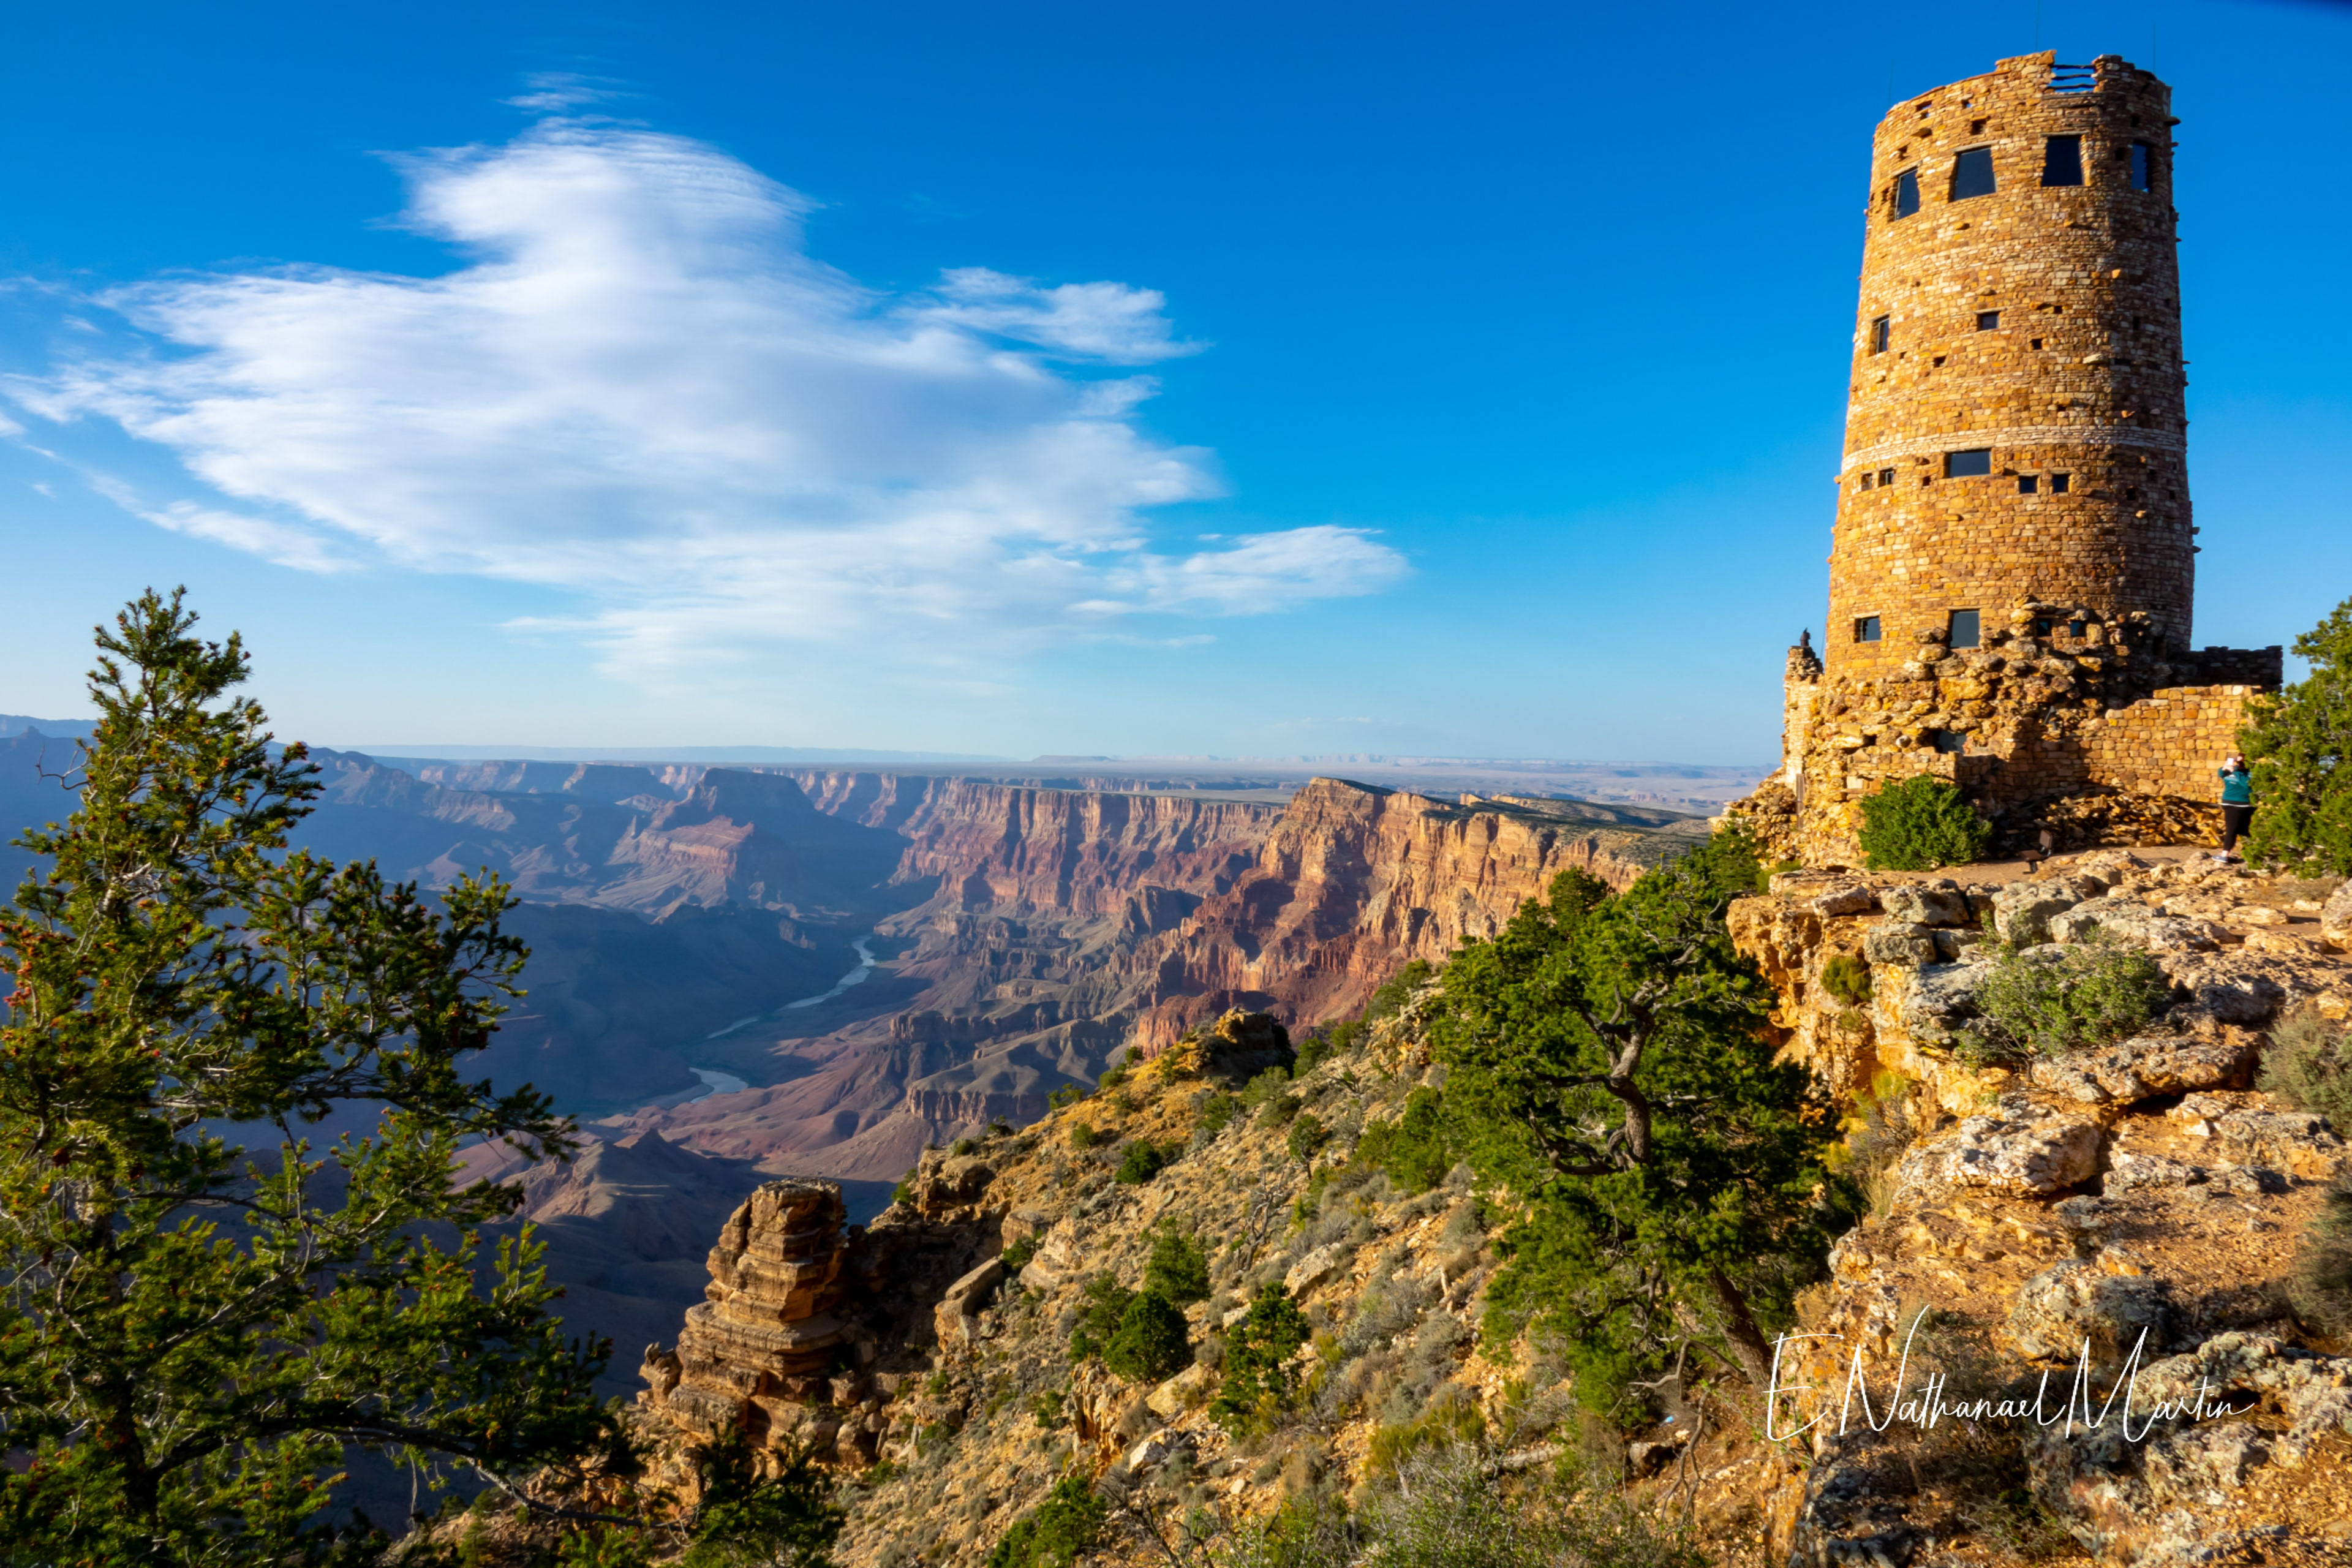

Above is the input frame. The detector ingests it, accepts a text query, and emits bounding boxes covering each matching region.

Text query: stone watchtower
[1737,53,2282,863]
[1831,52,2190,678]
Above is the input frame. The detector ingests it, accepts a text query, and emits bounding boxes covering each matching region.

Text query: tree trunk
[1706,1268,1776,1387]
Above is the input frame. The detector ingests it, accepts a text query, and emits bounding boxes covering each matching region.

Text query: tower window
[2130,143,2153,190]
[1871,314,1891,353]
[2051,472,2071,493]
[1976,310,2000,331]
[1932,730,1967,755]
[1949,609,1981,648]
[1859,472,1874,490]
[1950,147,1996,200]
[1878,467,1895,486]
[1945,448,1992,478]
[2068,619,2087,638]
[2018,475,2038,494]
[1892,168,1921,219]
[2034,616,2055,636]
[2041,135,2085,186]
[1855,616,1882,643]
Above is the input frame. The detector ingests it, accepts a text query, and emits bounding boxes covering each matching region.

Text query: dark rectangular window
[2068,619,2087,639]
[2034,616,2055,636]
[2018,474,2038,494]
[1877,467,1895,486]
[2051,472,2071,493]
[1946,448,1992,478]
[1976,310,2000,331]
[1949,609,1981,648]
[1932,729,1967,754]
[2041,134,2085,186]
[1859,472,1874,491]
[1871,314,1891,353]
[1893,168,1921,218]
[2130,143,2152,190]
[1950,146,1996,200]
[1855,616,1882,643]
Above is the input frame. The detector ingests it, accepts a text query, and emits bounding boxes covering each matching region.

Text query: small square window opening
[2051,472,2071,493]
[2034,617,2055,636]
[2068,619,2087,639]
[1871,315,1891,353]
[1893,168,1921,219]
[1945,448,1992,478]
[1950,146,1996,200]
[1878,467,1896,486]
[1976,311,2000,331]
[2130,143,2152,191]
[1860,472,1874,491]
[2018,475,2038,494]
[2041,134,2085,187]
[1932,730,1967,755]
[2030,337,2044,349]
[1855,616,1882,643]
[1948,609,1981,648]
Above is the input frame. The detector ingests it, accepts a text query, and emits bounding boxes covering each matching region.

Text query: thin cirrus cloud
[7,115,1406,674]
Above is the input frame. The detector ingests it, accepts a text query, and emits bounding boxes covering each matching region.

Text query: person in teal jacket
[2217,753,2255,860]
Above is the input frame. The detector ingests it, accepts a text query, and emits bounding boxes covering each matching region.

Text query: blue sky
[2,0,2347,763]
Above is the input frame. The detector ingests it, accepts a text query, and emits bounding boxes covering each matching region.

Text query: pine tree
[2242,594,2352,873]
[1427,833,1857,1404]
[0,592,611,1562]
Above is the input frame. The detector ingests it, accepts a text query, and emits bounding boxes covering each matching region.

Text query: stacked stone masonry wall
[1828,52,2193,682]
[2079,685,2261,801]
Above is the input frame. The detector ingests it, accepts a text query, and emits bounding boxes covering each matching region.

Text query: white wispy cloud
[7,116,1404,675]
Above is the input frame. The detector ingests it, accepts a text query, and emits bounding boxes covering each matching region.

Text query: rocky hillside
[590,851,2352,1568]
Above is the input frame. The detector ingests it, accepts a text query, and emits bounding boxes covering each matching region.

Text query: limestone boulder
[2026,1333,2352,1560]
[1990,880,2081,946]
[1898,1102,2103,1197]
[1811,884,1879,918]
[1861,921,1939,967]
[2323,881,2352,950]
[2008,1258,2176,1362]
[2048,897,2228,953]
[2211,1108,2348,1180]
[2026,1031,2254,1106]
[1284,1243,1348,1298]
[2103,1152,2206,1191]
[1881,881,1973,927]
[1884,960,1989,1052]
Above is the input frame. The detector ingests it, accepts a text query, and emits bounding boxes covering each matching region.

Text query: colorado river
[783,937,878,1009]
[671,938,878,1110]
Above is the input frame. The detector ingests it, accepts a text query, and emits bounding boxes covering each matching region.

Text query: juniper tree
[2242,592,2352,874]
[0,591,612,1562]
[1427,834,1856,1405]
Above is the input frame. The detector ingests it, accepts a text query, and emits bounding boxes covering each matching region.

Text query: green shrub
[1212,1284,1311,1433]
[2285,1171,2352,1336]
[1194,1088,1239,1139]
[1353,1087,1453,1195]
[1293,1031,1337,1076]
[984,1473,1107,1568]
[1097,1063,1130,1091]
[1365,1387,1485,1480]
[1286,1111,1331,1165]
[1145,1224,1212,1305]
[890,1172,916,1209]
[1962,935,2171,1060]
[1821,952,1872,1005]
[1114,1139,1174,1185]
[949,1137,976,1157]
[2259,1006,2352,1130]
[1103,1291,1191,1382]
[1856,775,1992,870]
[1047,1083,1084,1110]
[1028,1390,1065,1430]
[1237,1065,1292,1110]
[1068,1274,1135,1363]
[1257,1091,1305,1130]
[1000,1235,1038,1272]
[1067,1120,1099,1150]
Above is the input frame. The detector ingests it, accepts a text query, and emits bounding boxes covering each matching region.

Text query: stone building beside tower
[1733,51,2281,864]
